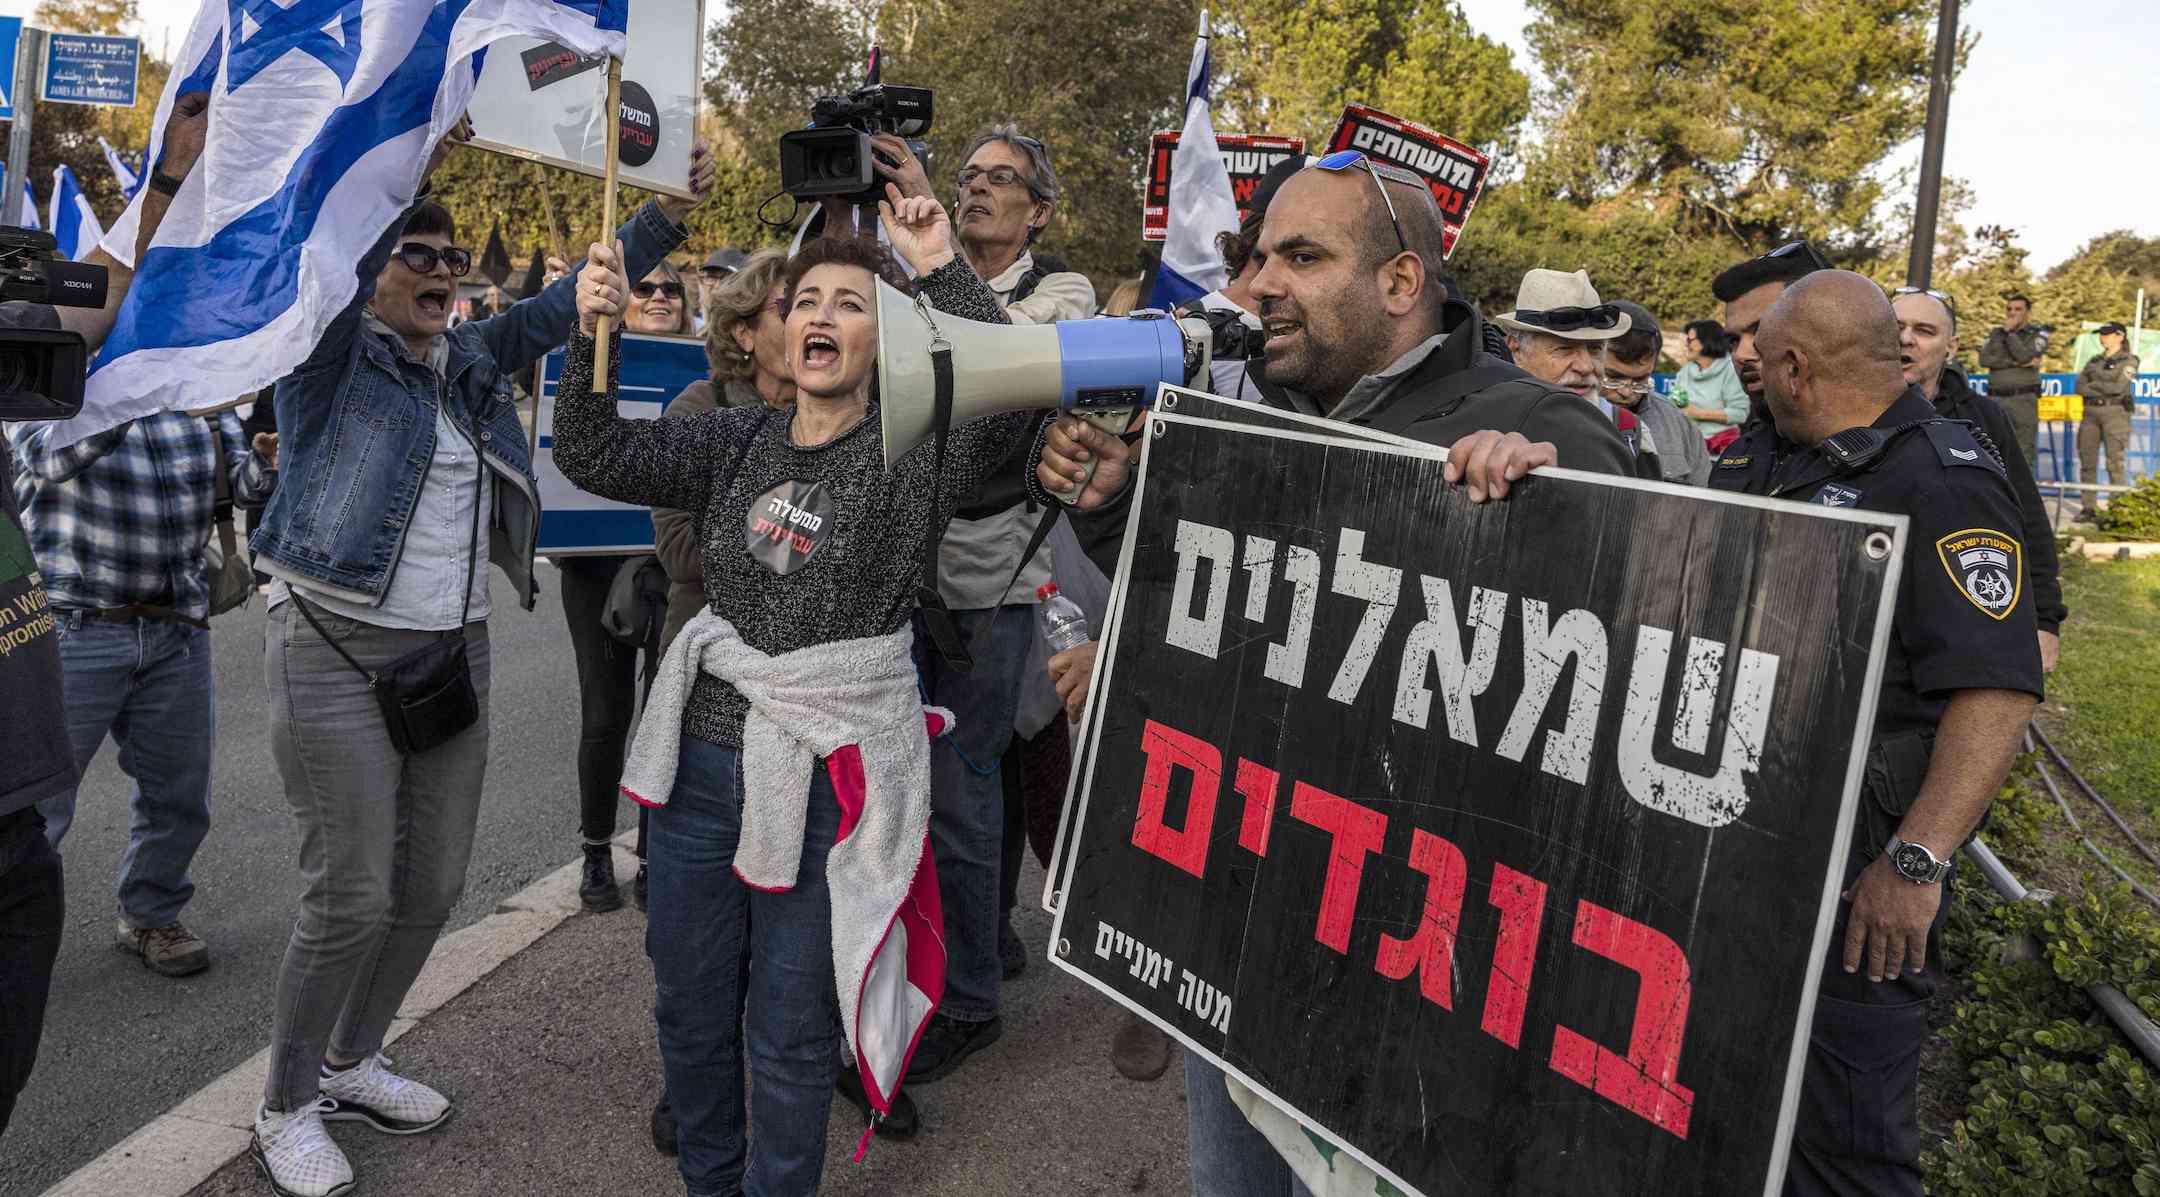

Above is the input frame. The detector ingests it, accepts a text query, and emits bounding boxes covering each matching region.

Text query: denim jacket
[249,199,687,609]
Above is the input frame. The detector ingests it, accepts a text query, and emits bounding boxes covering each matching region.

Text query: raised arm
[551,243,751,513]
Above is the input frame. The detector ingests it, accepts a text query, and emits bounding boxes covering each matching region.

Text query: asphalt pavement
[1,564,1190,1195]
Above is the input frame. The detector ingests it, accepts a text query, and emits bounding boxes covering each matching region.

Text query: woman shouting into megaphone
[552,183,1022,1195]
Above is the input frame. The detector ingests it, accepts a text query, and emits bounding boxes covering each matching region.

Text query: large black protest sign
[1048,415,1906,1196]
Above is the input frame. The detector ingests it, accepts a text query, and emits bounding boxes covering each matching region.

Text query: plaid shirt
[7,409,274,621]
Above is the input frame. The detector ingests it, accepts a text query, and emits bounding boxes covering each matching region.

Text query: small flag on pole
[48,165,105,260]
[1148,11,1238,310]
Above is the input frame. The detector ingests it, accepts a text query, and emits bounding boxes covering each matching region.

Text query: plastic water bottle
[1038,583,1091,654]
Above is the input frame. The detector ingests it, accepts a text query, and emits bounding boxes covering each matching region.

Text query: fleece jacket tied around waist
[620,609,952,1154]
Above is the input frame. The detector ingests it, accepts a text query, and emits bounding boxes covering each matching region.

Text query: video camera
[778,82,934,208]
[0,226,108,422]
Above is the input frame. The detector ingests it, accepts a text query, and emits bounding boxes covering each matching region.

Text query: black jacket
[1060,299,1634,578]
[1935,367,2067,633]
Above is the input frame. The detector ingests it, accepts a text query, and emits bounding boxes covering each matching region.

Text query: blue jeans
[39,614,214,929]
[919,605,1031,1022]
[1187,1053,1314,1197]
[647,738,839,1197]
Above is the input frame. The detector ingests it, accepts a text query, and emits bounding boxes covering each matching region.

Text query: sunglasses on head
[1761,240,1833,272]
[396,243,472,277]
[632,281,685,300]
[1513,304,1622,332]
[1889,285,1957,319]
[1314,150,1424,255]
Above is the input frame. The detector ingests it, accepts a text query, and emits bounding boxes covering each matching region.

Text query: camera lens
[0,348,31,394]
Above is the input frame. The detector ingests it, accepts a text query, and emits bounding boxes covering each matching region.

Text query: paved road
[1,568,608,1195]
[183,861,1189,1197]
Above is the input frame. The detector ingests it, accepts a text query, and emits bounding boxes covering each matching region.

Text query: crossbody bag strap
[906,341,976,672]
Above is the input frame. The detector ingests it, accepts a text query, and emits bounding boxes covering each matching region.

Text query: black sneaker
[580,843,622,913]
[998,914,1027,979]
[904,1013,1002,1084]
[650,1096,677,1156]
[632,863,648,912]
[2073,508,2100,525]
[834,1063,920,1139]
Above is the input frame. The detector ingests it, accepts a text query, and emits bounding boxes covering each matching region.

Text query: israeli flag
[18,179,35,231]
[48,166,105,261]
[52,0,629,446]
[1149,11,1237,311]
[99,136,143,199]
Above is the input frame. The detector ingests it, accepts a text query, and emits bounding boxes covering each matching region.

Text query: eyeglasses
[396,243,472,277]
[632,281,685,300]
[1761,240,1833,272]
[1313,150,1417,255]
[1513,304,1622,332]
[1600,374,1657,396]
[1889,286,1957,319]
[955,165,1035,193]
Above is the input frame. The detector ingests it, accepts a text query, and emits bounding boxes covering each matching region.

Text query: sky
[9,0,2154,271]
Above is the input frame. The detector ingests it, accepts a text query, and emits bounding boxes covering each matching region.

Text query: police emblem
[1815,484,1864,508]
[1934,528,2022,620]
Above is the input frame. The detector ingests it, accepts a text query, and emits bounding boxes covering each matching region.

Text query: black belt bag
[296,437,484,756]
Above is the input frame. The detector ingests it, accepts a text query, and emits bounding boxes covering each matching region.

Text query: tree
[2049,230,2160,296]
[13,0,172,229]
[1523,0,1956,255]
[1212,0,1530,159]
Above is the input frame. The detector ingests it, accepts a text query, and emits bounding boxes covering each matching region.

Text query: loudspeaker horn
[875,277,1206,471]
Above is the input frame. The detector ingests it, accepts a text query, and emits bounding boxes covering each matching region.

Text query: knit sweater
[552,258,1025,747]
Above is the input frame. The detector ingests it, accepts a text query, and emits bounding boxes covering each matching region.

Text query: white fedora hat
[1493,268,1631,341]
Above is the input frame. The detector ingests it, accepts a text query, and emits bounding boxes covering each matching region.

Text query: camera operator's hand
[869,134,934,202]
[878,182,957,275]
[1443,430,1556,503]
[577,240,629,336]
[1038,412,1136,509]
[656,141,716,224]
[158,91,212,180]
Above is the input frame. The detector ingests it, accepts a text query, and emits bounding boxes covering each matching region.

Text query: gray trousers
[2078,403,2134,512]
[262,602,490,1112]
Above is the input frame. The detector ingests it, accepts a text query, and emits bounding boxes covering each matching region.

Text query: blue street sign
[0,17,22,120]
[41,32,138,108]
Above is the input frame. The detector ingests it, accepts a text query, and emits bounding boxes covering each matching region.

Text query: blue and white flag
[19,179,36,231]
[48,165,103,260]
[53,0,629,445]
[1148,11,1237,311]
[98,136,142,199]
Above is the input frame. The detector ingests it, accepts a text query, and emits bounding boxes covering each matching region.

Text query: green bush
[2097,475,2160,539]
[1925,870,2160,1195]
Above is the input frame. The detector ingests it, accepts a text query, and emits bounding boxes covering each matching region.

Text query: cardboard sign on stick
[1142,131,1306,241]
[1324,103,1490,258]
[464,0,703,198]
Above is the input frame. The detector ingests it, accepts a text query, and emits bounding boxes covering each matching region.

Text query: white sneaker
[319,1052,452,1134]
[252,1100,355,1197]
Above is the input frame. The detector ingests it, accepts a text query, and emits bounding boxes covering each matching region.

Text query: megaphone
[875,277,1213,485]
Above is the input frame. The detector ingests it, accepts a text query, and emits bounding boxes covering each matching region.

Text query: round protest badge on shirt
[745,480,834,575]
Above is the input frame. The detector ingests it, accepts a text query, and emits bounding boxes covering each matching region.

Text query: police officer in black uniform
[1708,271,2043,1197]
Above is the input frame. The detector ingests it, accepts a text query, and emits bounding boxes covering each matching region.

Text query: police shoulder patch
[1715,454,1751,469]
[1935,528,2022,620]
[1923,420,2004,475]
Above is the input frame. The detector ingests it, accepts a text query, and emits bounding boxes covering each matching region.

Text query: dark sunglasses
[1761,240,1833,272]
[632,281,685,300]
[1513,304,1622,332]
[1314,150,1417,254]
[396,243,472,277]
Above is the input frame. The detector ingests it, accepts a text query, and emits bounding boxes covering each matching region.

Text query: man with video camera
[865,125,1098,1094]
[5,93,271,983]
[0,90,219,1138]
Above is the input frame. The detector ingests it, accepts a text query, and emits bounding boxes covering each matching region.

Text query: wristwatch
[1885,836,1951,884]
[148,170,184,196]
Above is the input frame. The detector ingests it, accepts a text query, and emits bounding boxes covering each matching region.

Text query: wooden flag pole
[591,56,624,394]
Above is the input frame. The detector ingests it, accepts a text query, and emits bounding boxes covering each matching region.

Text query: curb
[36,834,641,1197]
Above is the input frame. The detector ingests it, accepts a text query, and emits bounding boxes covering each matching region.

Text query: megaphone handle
[1046,406,1138,503]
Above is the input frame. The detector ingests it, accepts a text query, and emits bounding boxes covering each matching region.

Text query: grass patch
[2044,556,2160,820]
